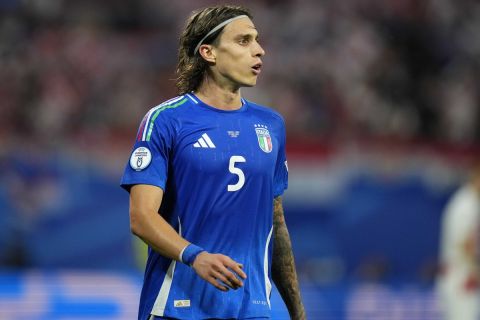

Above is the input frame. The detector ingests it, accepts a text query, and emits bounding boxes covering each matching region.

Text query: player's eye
[239,37,250,45]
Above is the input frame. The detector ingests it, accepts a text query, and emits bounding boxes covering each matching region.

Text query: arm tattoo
[272,197,306,319]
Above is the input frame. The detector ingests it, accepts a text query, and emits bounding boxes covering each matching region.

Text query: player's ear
[198,44,216,63]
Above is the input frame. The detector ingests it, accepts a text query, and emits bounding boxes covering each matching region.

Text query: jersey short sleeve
[120,109,175,192]
[273,116,288,197]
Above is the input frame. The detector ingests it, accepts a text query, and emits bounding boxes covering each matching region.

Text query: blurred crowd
[1,0,479,154]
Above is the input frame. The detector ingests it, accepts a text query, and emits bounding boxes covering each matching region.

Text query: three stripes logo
[193,133,216,148]
[174,299,191,308]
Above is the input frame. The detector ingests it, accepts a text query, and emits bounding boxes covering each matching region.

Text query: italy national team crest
[254,124,273,153]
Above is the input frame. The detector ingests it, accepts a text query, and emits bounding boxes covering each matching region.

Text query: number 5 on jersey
[228,156,246,192]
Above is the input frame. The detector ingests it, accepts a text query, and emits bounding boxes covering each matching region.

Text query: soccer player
[437,161,480,320]
[121,5,306,320]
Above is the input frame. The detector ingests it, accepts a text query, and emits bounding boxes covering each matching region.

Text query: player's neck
[194,78,243,111]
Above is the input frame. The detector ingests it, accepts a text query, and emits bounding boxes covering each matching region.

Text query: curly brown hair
[175,5,252,95]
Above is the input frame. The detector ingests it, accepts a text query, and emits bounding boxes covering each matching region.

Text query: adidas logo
[174,299,190,308]
[193,133,216,148]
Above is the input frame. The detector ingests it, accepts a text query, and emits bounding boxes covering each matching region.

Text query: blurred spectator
[437,161,480,320]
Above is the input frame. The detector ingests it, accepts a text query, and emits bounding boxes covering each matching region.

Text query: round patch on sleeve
[130,147,152,171]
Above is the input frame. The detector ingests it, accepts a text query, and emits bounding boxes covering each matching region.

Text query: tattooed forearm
[272,197,306,320]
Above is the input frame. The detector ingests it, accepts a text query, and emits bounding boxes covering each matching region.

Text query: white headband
[193,15,248,55]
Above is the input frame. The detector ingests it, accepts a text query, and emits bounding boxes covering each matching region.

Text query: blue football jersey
[121,93,288,320]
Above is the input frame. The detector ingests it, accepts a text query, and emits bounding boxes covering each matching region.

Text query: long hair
[176,5,252,95]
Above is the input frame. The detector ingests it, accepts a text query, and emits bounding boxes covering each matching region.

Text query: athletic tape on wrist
[181,244,205,266]
[193,15,248,55]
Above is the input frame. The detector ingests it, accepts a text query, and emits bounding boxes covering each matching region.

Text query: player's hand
[191,252,247,291]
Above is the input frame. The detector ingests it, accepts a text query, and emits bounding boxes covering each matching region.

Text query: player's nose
[253,41,265,57]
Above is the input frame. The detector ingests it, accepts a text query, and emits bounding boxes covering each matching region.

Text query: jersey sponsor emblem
[129,147,152,171]
[193,133,216,148]
[254,124,273,153]
[174,300,190,307]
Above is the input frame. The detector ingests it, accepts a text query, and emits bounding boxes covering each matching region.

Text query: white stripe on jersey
[150,218,183,317]
[142,96,184,141]
[264,226,273,308]
[151,260,176,316]
[186,93,199,104]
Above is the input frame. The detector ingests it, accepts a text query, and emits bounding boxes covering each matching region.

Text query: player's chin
[243,77,258,87]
